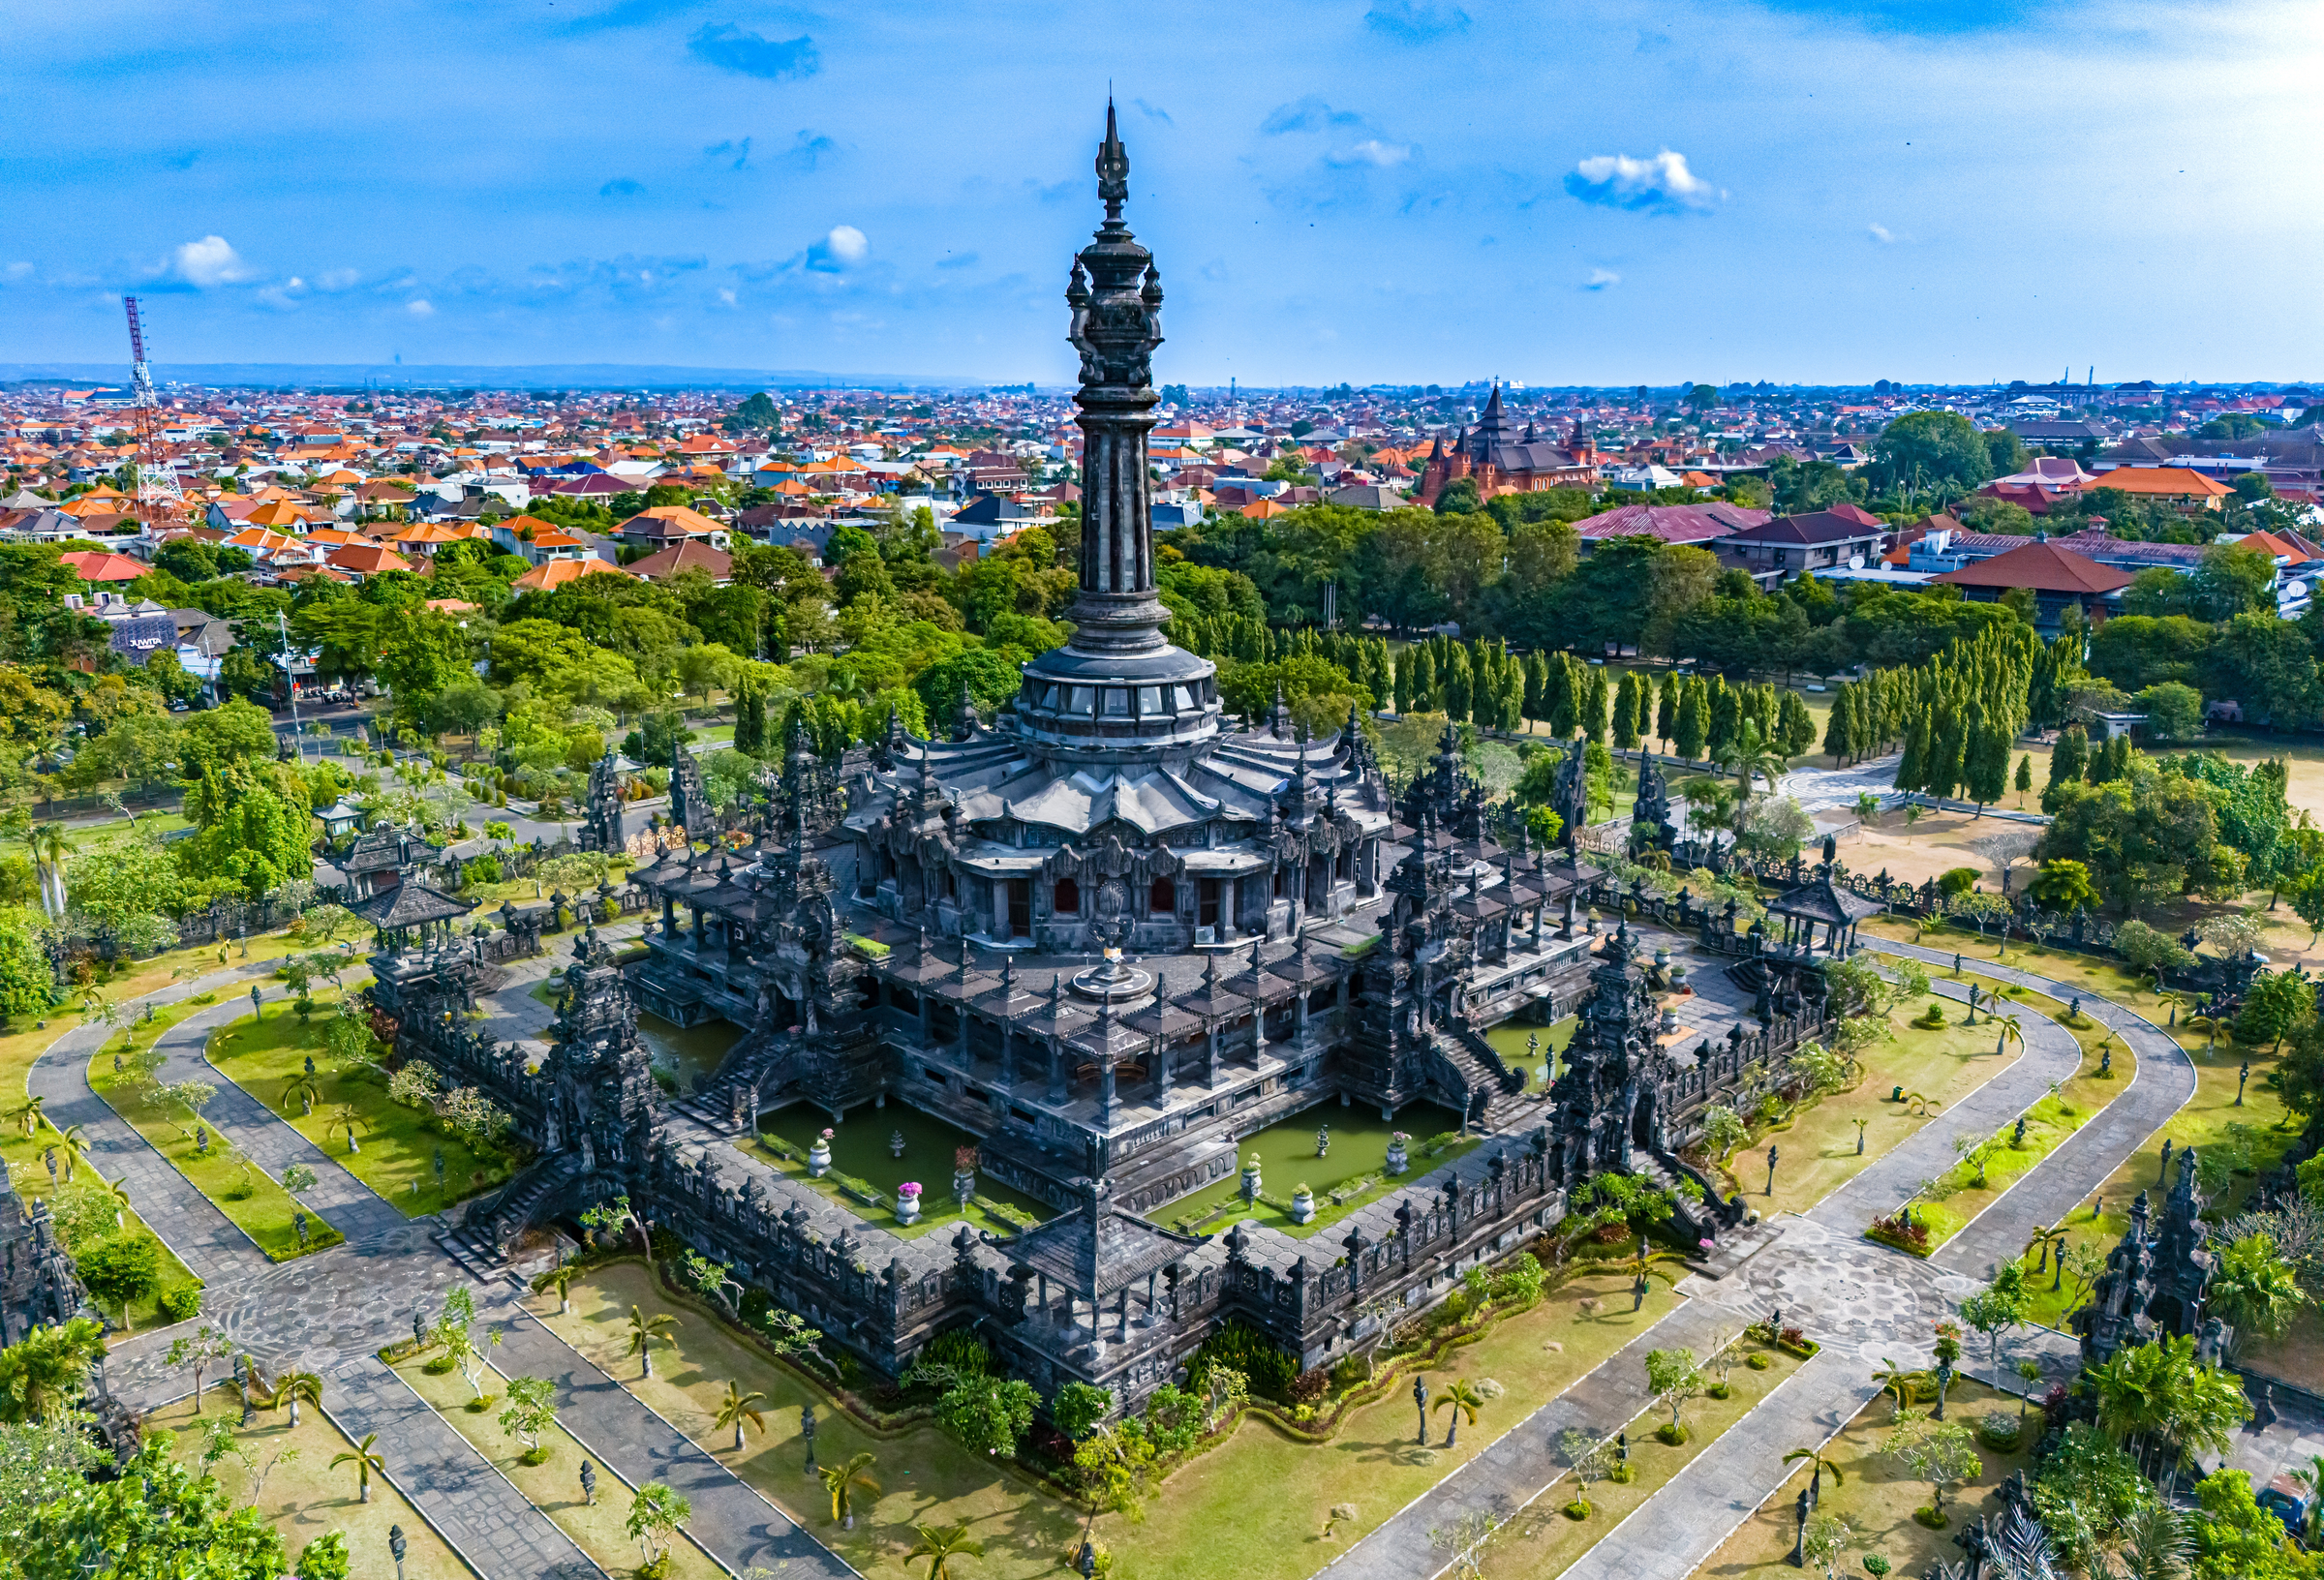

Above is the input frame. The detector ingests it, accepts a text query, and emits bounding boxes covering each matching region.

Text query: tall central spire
[1061,100,1168,655]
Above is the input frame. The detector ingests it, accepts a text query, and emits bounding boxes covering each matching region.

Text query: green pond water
[746,1102,1056,1239]
[1483,1015,1579,1087]
[1145,1098,1473,1240]
[532,976,741,1095]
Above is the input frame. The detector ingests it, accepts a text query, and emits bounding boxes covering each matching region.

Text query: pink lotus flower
[899,1182,923,1198]
[820,1128,835,1140]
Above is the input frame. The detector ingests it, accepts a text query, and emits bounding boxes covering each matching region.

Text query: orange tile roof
[510,557,633,592]
[325,544,415,576]
[57,550,147,582]
[2086,467,2233,500]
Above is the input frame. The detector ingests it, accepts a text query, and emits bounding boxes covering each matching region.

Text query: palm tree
[328,1106,363,1155]
[626,1305,678,1379]
[1991,1012,2024,1058]
[534,1261,579,1316]
[1871,1357,1924,1419]
[96,1172,132,1231]
[1712,718,1787,827]
[819,1450,879,1529]
[27,823,74,919]
[1434,1378,1485,1448]
[331,1431,386,1503]
[0,1316,107,1422]
[274,1370,323,1427]
[713,1381,766,1453]
[56,1123,89,1182]
[14,1094,44,1137]
[1781,1446,1847,1504]
[280,1071,323,1117]
[1625,1247,1693,1291]
[906,1522,986,1580]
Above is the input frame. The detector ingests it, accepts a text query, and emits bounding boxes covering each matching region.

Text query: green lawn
[1479,1334,1799,1580]
[538,1256,1685,1580]
[1482,1015,1578,1085]
[205,993,528,1217]
[1143,1099,1476,1240]
[1719,1007,2013,1220]
[1698,1377,2035,1580]
[86,1013,347,1264]
[165,1382,473,1580]
[739,1101,1056,1240]
[392,1347,725,1580]
[1872,995,2121,1257]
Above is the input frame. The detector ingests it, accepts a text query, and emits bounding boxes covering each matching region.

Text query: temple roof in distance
[350,878,477,928]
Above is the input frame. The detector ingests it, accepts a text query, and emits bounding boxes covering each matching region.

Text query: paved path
[28,961,285,1292]
[323,1357,601,1580]
[489,1296,854,1579]
[1325,953,2197,1580]
[31,948,851,1579]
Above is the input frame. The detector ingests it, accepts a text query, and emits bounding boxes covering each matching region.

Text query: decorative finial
[1096,100,1130,222]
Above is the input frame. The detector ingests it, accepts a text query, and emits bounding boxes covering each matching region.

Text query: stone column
[1206,1022,1221,1085]
[660,896,677,939]
[1047,1037,1066,1102]
[1220,875,1238,941]
[992,879,1009,941]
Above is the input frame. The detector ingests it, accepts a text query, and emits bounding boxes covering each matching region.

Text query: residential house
[1569,501,1767,556]
[2084,467,2235,510]
[1715,505,1889,583]
[627,538,732,583]
[615,505,730,553]
[1930,537,2130,632]
[56,549,147,584]
[63,592,177,663]
[509,557,635,592]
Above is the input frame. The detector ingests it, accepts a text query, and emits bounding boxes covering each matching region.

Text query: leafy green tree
[77,1235,161,1328]
[16,1433,287,1580]
[498,1375,559,1461]
[1881,1411,1981,1522]
[1644,1349,1701,1436]
[2206,1233,2307,1352]
[935,1376,1037,1457]
[2192,1469,2307,1580]
[1053,1382,1113,1442]
[0,1318,108,1422]
[1956,1265,2027,1384]
[1873,410,1995,494]
[627,1481,692,1569]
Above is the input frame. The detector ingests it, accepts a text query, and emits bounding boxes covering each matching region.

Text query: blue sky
[5,0,2319,385]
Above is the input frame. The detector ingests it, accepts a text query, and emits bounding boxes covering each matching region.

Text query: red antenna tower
[122,296,184,524]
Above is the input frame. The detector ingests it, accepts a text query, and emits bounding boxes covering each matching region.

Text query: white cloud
[407,298,435,318]
[1564,150,1720,214]
[317,268,360,290]
[717,287,738,306]
[2,262,31,283]
[807,224,869,272]
[170,234,252,287]
[1336,138,1413,168]
[1585,267,1620,289]
[1868,222,1896,243]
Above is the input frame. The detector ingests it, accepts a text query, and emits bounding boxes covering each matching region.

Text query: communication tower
[121,296,185,523]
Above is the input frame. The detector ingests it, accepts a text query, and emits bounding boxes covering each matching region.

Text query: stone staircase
[1424,1027,1531,1132]
[436,1152,587,1281]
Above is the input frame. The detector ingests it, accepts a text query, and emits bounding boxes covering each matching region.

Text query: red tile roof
[1930,538,2132,595]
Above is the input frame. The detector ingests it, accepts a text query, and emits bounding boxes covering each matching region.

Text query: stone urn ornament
[896,1181,923,1227]
[1315,1124,1330,1159]
[1290,1183,1316,1225]
[889,1129,907,1160]
[953,1145,979,1208]
[1385,1132,1411,1176]
[808,1129,834,1178]
[1240,1152,1264,1202]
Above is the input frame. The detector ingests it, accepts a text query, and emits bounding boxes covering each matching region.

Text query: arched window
[1148,875,1176,915]
[1055,876,1081,915]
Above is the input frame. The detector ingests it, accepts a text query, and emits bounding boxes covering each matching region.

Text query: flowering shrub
[898,1181,923,1199]
[1868,1211,1931,1252]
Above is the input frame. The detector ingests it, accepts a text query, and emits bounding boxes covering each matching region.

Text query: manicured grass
[392,1348,725,1580]
[206,991,526,1216]
[740,1100,1056,1240]
[164,1380,474,1580]
[86,1022,348,1264]
[1482,1015,1578,1085]
[1871,997,2121,1258]
[538,1257,1684,1580]
[1720,1006,2018,1221]
[1476,1335,1798,1580]
[1143,1098,1476,1240]
[1694,1378,2034,1580]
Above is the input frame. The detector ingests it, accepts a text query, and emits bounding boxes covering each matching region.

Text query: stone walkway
[1323,953,2197,1580]
[32,952,851,1580]
[489,1296,854,1579]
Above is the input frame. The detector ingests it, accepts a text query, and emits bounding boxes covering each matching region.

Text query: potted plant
[808,1128,834,1178]
[953,1145,978,1208]
[1290,1183,1316,1225]
[1385,1132,1411,1176]
[1240,1152,1264,1202]
[896,1181,923,1227]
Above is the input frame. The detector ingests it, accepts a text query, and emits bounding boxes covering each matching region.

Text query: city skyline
[4,0,2320,384]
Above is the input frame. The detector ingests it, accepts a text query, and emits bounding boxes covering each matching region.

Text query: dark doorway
[1199,878,1219,929]
[1008,879,1031,935]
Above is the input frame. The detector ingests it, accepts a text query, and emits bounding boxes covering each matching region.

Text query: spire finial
[1096,100,1130,222]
